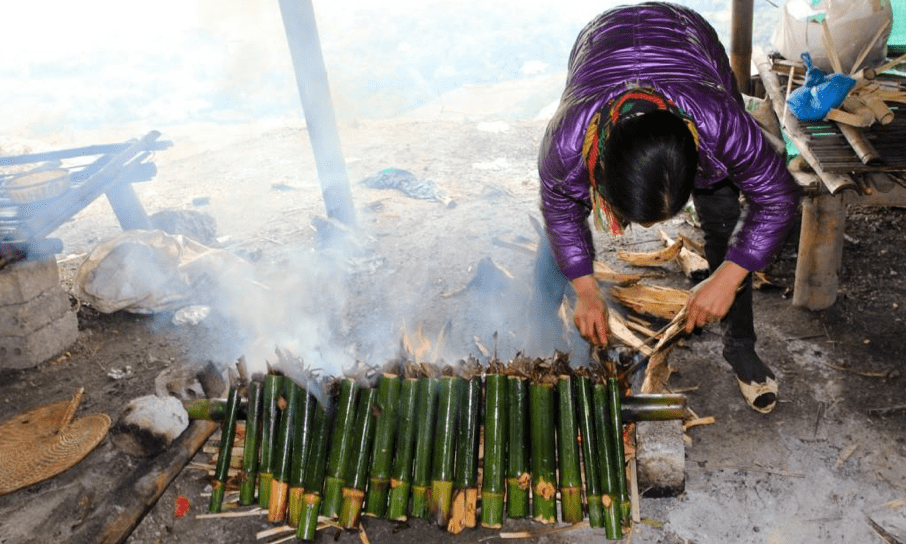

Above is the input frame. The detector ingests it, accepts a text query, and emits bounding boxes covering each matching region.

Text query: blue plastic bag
[786,52,856,122]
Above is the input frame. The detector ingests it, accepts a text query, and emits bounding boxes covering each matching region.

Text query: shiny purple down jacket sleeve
[538,2,801,280]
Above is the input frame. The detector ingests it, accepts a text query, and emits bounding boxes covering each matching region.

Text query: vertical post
[793,193,845,310]
[730,0,754,95]
[277,0,356,226]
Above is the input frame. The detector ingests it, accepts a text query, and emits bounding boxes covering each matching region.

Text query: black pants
[691,179,755,342]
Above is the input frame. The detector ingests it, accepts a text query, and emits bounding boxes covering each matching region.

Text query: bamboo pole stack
[202,351,688,540]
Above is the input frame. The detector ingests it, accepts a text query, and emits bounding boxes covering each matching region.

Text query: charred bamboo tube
[530,381,557,524]
[430,376,462,527]
[505,375,530,519]
[622,404,686,421]
[339,387,377,529]
[608,378,630,524]
[287,388,316,527]
[269,380,301,522]
[557,376,583,523]
[239,381,263,505]
[387,377,419,521]
[593,382,622,539]
[448,376,481,534]
[364,373,401,518]
[297,396,334,541]
[480,373,507,529]
[576,377,604,528]
[410,376,439,519]
[258,374,284,509]
[209,385,241,513]
[321,378,359,519]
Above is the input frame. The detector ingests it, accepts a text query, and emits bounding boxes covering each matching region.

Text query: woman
[537,2,801,413]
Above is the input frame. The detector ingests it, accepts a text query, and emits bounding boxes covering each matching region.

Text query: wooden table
[755,50,906,310]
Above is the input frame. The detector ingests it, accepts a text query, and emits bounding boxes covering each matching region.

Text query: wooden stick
[782,65,795,127]
[821,19,844,74]
[196,507,267,520]
[850,19,892,75]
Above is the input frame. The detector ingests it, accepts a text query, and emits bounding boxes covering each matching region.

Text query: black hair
[596,109,698,225]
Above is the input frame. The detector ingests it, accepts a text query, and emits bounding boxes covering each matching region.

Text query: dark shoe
[723,338,777,414]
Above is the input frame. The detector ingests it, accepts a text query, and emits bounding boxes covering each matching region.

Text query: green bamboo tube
[622,393,687,407]
[386,377,419,521]
[448,376,481,533]
[364,373,401,518]
[480,373,507,529]
[297,396,334,541]
[529,381,557,524]
[339,387,378,529]
[622,404,686,421]
[269,380,301,522]
[258,374,284,509]
[321,378,360,519]
[608,377,631,524]
[430,376,462,527]
[557,376,583,523]
[184,398,247,420]
[576,376,604,528]
[410,376,439,519]
[505,375,530,519]
[287,388,316,527]
[593,382,622,539]
[239,381,263,506]
[208,385,241,513]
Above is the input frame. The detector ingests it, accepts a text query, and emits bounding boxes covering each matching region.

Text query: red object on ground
[174,495,191,518]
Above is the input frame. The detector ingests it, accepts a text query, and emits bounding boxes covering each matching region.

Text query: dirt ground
[1,87,905,544]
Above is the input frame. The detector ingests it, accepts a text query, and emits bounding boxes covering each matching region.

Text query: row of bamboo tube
[202,356,648,540]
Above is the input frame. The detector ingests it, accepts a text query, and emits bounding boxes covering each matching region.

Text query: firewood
[616,238,682,268]
[593,260,661,285]
[609,283,690,321]
[658,229,708,281]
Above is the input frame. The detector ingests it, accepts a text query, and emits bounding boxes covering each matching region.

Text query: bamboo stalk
[209,385,241,513]
[448,375,482,534]
[386,377,419,521]
[239,381,263,506]
[430,375,462,527]
[608,378,630,524]
[557,375,583,523]
[576,376,604,528]
[258,374,284,509]
[297,395,334,541]
[506,375,530,519]
[287,388,316,527]
[622,404,686,421]
[339,387,378,529]
[480,373,507,529]
[530,381,557,524]
[269,380,301,522]
[593,382,621,539]
[321,378,360,519]
[184,398,247,421]
[364,373,401,518]
[410,376,440,520]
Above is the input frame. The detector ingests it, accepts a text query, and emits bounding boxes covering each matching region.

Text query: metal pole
[277,0,356,226]
[730,0,754,95]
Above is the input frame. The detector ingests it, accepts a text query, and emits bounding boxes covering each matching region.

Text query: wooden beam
[792,193,845,310]
[730,0,754,94]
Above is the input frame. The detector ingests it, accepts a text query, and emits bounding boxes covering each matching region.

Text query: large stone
[0,258,60,306]
[0,287,71,337]
[635,419,685,496]
[0,310,78,369]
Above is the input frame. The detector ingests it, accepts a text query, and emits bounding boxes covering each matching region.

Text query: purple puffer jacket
[538,2,801,280]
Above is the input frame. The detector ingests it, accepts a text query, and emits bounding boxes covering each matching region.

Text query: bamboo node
[534,480,556,500]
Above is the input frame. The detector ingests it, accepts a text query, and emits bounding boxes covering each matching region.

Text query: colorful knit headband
[583,88,700,235]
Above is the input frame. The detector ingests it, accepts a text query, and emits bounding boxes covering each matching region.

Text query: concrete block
[0,287,71,337]
[0,309,78,369]
[635,419,685,497]
[0,258,60,306]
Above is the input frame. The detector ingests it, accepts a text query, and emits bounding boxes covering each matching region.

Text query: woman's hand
[571,275,609,346]
[684,261,749,332]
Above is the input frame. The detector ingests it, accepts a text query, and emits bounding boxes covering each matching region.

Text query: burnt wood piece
[69,419,218,544]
